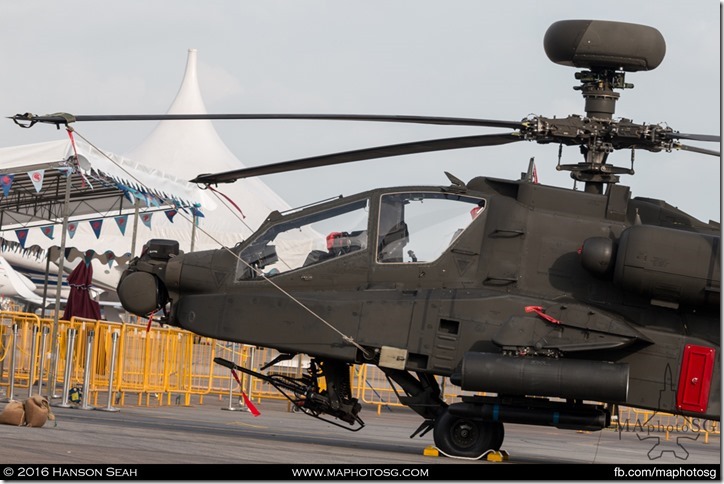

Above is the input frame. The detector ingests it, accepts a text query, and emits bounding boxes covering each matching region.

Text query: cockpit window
[377,192,485,264]
[235,199,369,280]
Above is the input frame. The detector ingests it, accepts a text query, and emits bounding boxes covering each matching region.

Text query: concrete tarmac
[0,396,719,466]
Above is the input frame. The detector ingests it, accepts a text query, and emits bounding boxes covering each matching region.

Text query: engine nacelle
[614,225,720,307]
[581,225,721,307]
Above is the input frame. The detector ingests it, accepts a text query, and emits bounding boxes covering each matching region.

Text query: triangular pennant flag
[123,190,135,204]
[190,206,205,218]
[40,225,55,240]
[114,215,128,235]
[104,250,116,268]
[67,222,78,239]
[57,166,73,177]
[164,209,177,223]
[140,212,153,229]
[27,169,44,193]
[190,207,204,226]
[89,219,103,239]
[83,250,95,267]
[14,229,28,248]
[1,174,14,197]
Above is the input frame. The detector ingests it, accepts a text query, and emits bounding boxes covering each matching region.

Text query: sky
[0,0,720,226]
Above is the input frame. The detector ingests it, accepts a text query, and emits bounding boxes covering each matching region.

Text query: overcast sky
[0,0,720,224]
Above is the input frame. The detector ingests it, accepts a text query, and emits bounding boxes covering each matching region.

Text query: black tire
[490,421,505,450]
[433,408,496,458]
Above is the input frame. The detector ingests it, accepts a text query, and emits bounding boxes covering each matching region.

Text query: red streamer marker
[66,127,93,188]
[66,128,78,158]
[208,186,246,218]
[146,311,155,332]
[231,369,261,416]
[524,305,561,325]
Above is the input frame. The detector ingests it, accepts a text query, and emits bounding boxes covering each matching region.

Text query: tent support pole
[41,249,51,318]
[130,200,140,257]
[190,214,197,252]
[48,173,72,399]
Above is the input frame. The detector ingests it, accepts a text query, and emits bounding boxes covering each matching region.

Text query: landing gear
[433,407,504,458]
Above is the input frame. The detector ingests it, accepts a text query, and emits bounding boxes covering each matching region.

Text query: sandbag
[23,395,54,428]
[0,400,25,426]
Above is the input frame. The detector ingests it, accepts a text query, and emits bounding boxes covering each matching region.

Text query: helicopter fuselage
[119,175,720,426]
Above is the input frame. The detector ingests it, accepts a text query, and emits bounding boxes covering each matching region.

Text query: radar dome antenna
[542,20,667,193]
[544,19,666,119]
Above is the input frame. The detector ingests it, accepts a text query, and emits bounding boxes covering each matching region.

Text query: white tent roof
[126,49,295,251]
[0,134,215,294]
[0,136,212,254]
[0,138,210,211]
[0,49,316,294]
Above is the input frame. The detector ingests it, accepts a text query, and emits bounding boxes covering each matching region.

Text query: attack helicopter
[12,19,720,459]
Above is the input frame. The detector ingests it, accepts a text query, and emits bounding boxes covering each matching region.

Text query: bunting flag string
[2,206,201,246]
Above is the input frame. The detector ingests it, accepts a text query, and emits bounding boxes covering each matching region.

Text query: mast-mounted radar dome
[544,19,666,72]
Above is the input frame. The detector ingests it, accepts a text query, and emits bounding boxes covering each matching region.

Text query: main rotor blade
[10,112,524,130]
[675,143,721,157]
[663,132,720,143]
[192,132,522,184]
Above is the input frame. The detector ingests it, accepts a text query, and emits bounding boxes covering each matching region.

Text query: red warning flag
[231,369,261,417]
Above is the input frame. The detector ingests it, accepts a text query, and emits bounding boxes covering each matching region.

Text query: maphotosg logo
[617,414,714,460]
[615,365,717,460]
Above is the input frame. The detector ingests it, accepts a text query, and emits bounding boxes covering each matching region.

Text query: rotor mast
[573,68,631,193]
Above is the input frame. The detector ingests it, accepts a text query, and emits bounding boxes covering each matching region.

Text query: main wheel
[490,421,505,450]
[433,408,497,458]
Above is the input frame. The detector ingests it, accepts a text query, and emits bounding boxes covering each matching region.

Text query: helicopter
[11,19,720,459]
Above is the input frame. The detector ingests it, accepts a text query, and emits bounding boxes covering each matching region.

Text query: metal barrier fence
[0,310,719,443]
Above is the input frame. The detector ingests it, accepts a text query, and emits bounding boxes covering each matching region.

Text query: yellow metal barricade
[0,311,43,396]
[0,308,718,446]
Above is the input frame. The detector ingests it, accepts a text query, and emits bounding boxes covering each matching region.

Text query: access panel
[676,344,716,414]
